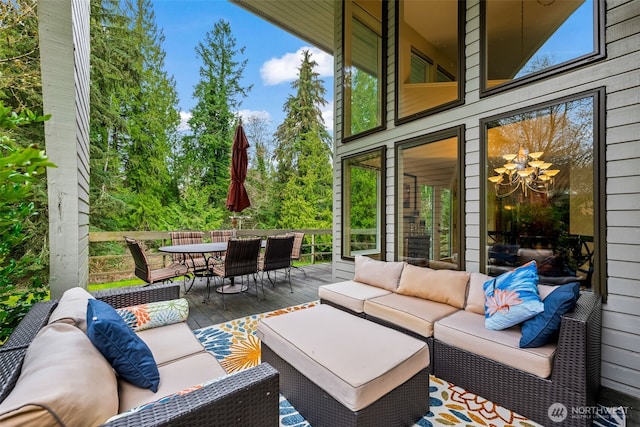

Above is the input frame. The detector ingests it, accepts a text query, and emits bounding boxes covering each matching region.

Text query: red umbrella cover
[226,124,251,213]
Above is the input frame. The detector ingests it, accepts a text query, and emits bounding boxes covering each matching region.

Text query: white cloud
[322,100,334,133]
[237,109,272,123]
[261,46,333,86]
[178,111,192,132]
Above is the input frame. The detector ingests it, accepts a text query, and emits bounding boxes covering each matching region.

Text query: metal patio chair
[210,238,262,309]
[289,232,306,277]
[124,236,188,285]
[260,235,295,292]
[169,231,209,292]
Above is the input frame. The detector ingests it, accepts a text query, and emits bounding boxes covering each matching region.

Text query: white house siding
[39,0,91,298]
[333,0,640,397]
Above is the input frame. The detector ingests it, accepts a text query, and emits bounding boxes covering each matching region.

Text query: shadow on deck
[182,263,334,330]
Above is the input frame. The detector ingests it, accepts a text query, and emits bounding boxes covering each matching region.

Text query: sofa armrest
[92,283,180,309]
[1,301,58,351]
[551,291,602,396]
[101,363,280,427]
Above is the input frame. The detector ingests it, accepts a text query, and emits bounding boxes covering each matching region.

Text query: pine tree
[273,50,333,229]
[181,20,251,211]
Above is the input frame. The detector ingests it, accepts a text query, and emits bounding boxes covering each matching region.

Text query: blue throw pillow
[483,261,544,330]
[520,282,580,348]
[86,299,160,392]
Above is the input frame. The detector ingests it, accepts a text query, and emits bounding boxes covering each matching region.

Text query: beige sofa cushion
[118,351,227,412]
[318,280,391,313]
[465,272,493,314]
[257,305,429,412]
[354,256,405,291]
[364,293,459,338]
[0,323,118,427]
[396,264,470,309]
[48,286,95,331]
[434,310,556,378]
[136,321,206,366]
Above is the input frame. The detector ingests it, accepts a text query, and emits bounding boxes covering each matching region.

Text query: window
[343,0,385,140]
[482,0,604,93]
[397,128,464,269]
[342,148,386,259]
[483,90,605,292]
[409,49,433,84]
[396,0,463,122]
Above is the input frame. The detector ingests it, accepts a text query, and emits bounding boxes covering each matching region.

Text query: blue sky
[152,0,334,133]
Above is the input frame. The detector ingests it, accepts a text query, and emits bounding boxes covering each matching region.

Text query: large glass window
[483,0,603,92]
[483,91,603,289]
[342,148,386,259]
[343,0,385,139]
[396,0,462,121]
[397,129,463,269]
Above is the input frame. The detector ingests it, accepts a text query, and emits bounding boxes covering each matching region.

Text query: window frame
[394,126,466,269]
[480,0,606,97]
[394,0,466,125]
[479,88,607,298]
[341,146,387,261]
[341,0,388,143]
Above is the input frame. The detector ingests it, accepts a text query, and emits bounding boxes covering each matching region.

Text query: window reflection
[397,132,461,269]
[484,0,598,90]
[396,0,460,120]
[485,96,596,287]
[343,0,384,138]
[342,148,385,259]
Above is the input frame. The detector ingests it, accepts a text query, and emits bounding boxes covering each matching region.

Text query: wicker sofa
[319,256,602,427]
[0,283,279,427]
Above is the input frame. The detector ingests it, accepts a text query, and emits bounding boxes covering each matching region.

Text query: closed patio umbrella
[226,123,251,215]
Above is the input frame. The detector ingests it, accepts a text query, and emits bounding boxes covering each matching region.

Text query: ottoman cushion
[257,305,429,411]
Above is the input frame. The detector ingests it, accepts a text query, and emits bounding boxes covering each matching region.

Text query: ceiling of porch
[230,0,335,55]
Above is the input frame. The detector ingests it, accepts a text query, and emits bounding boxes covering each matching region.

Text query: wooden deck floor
[183,263,334,330]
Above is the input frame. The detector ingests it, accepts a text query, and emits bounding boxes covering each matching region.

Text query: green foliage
[274,51,333,230]
[180,19,251,212]
[0,104,54,343]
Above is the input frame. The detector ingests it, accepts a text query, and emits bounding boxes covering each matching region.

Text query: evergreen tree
[181,20,251,211]
[243,115,277,228]
[273,50,333,229]
[123,0,181,230]
[89,0,139,231]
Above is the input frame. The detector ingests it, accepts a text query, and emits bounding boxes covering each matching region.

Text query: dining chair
[210,229,235,259]
[259,235,295,292]
[124,237,188,285]
[210,238,261,309]
[169,231,209,292]
[289,232,306,277]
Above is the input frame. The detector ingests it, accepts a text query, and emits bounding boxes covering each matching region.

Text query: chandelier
[488,145,560,197]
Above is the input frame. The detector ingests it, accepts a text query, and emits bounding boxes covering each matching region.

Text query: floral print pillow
[483,261,544,330]
[116,298,189,332]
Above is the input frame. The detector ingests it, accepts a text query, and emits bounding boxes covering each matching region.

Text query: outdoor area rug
[193,302,623,427]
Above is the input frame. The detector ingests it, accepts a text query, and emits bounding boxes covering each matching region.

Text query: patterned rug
[193,302,623,427]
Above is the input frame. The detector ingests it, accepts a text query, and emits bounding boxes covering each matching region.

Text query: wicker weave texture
[433,292,601,427]
[93,283,180,309]
[262,343,429,427]
[1,285,280,427]
[102,363,280,427]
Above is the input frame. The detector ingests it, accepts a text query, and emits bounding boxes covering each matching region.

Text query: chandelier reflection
[488,145,560,197]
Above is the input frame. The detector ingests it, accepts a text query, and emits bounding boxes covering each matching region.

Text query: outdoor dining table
[159,240,266,294]
[158,242,246,294]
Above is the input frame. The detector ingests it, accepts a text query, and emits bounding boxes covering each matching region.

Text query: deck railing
[89,229,332,284]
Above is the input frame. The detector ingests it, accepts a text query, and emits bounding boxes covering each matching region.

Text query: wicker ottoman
[257,304,430,427]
